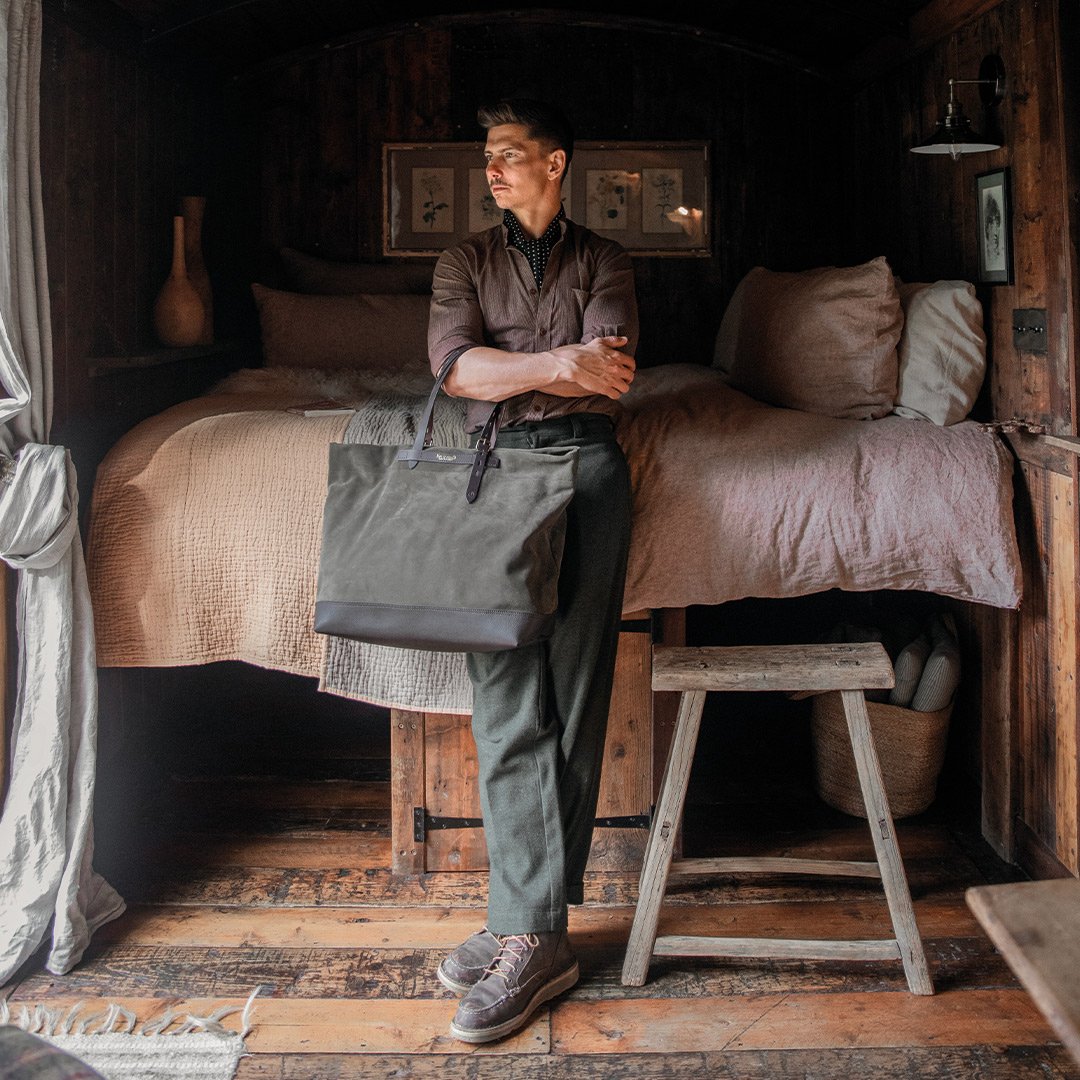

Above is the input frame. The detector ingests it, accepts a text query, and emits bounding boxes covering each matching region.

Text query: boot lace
[483,933,539,984]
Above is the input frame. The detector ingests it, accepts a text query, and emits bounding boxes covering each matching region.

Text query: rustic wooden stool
[621,643,934,995]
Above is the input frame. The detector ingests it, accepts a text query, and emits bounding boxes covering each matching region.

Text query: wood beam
[844,0,1009,85]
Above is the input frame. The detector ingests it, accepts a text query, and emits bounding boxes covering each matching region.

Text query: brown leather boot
[436,926,502,995]
[449,930,579,1044]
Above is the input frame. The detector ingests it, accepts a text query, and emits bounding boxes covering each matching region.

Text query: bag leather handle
[398,351,504,504]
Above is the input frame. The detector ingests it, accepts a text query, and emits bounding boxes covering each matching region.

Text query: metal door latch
[1013,308,1047,353]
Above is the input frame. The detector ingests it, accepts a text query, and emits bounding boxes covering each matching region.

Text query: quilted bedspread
[86,363,1022,713]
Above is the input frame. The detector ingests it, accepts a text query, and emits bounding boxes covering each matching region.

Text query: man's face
[484,123,562,213]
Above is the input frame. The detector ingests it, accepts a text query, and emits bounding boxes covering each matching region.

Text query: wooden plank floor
[7,696,1080,1079]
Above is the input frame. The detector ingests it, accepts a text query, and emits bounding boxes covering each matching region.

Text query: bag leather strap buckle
[465,397,503,503]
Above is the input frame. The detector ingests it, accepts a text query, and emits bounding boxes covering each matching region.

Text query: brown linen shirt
[428,216,639,431]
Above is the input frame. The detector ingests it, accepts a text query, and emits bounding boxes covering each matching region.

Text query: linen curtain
[0,0,124,985]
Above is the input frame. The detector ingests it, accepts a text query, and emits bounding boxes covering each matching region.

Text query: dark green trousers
[466,413,632,934]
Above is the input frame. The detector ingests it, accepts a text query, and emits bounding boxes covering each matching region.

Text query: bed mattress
[86,363,1022,713]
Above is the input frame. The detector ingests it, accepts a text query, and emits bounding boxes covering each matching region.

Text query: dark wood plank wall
[41,4,222,434]
[223,16,846,369]
[845,0,1080,879]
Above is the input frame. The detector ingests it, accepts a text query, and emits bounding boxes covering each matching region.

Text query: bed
[85,251,1020,716]
[84,251,1022,873]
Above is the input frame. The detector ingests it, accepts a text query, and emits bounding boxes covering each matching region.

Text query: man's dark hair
[477,98,574,181]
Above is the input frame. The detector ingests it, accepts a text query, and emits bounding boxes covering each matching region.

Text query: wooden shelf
[88,341,252,377]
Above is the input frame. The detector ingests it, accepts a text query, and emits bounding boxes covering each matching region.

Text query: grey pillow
[889,633,931,708]
[911,614,961,711]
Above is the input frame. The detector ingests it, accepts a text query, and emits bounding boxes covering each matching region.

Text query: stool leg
[622,689,707,987]
[840,689,934,995]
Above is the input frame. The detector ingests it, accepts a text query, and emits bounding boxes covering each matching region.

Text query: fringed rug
[0,989,260,1080]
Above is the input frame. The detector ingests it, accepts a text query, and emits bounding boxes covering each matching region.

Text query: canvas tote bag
[313,354,579,651]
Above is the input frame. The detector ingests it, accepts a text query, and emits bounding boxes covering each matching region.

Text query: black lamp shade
[911,101,1001,158]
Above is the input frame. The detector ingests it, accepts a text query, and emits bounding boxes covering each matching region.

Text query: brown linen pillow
[251,284,431,372]
[712,256,903,419]
[280,247,434,295]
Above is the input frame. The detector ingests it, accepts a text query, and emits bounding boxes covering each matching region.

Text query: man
[427,98,638,1044]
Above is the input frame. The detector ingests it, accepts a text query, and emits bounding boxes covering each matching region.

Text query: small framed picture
[975,168,1012,284]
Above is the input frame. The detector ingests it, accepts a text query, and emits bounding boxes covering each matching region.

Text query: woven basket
[810,693,952,819]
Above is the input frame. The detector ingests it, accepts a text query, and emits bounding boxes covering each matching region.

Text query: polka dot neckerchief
[504,206,565,290]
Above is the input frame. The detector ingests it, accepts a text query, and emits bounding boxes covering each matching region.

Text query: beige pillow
[892,280,986,425]
[251,284,431,372]
[713,256,902,419]
[280,247,433,295]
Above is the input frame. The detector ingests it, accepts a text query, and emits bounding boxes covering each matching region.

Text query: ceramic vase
[181,195,213,344]
[153,215,204,347]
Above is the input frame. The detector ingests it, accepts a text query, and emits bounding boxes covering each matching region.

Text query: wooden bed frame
[388,609,686,876]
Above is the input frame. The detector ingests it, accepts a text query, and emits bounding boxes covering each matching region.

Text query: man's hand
[545,336,636,399]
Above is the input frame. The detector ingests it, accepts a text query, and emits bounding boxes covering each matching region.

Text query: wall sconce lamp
[911,54,1007,160]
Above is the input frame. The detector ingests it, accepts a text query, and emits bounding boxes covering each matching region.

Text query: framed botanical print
[383,141,710,256]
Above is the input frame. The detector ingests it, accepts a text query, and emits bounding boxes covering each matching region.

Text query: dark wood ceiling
[97,0,934,78]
